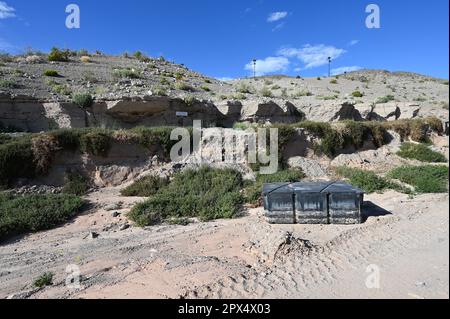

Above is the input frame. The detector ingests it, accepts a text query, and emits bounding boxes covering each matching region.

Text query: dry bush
[80,56,91,63]
[31,134,60,174]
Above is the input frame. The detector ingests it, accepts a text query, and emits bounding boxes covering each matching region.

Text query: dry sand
[0,186,448,299]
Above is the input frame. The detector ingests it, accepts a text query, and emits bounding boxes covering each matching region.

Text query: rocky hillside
[0,50,449,132]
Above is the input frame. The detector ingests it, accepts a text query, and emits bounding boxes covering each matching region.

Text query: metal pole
[253,59,256,79]
[328,57,331,77]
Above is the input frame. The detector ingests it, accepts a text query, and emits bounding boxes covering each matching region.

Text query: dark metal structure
[263,181,364,225]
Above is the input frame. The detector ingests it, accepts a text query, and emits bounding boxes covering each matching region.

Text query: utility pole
[328,56,332,77]
[252,59,257,79]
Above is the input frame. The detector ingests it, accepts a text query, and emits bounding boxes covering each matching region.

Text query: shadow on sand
[362,201,392,223]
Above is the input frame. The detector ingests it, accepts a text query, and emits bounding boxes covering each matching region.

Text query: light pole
[328,56,332,77]
[252,59,257,79]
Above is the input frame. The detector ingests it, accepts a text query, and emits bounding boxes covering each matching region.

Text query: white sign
[176,112,188,117]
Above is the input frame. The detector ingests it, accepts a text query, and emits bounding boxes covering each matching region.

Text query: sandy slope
[0,187,448,299]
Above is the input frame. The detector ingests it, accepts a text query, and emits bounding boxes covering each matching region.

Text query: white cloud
[0,1,15,19]
[267,11,288,23]
[245,56,290,76]
[216,77,234,81]
[272,22,285,32]
[331,66,362,75]
[278,44,346,69]
[349,40,359,46]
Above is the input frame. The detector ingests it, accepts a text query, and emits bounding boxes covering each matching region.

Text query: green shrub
[48,48,70,62]
[244,169,305,205]
[128,167,243,226]
[131,126,184,158]
[335,166,408,194]
[72,93,94,109]
[352,91,364,98]
[121,175,169,197]
[43,70,59,77]
[33,272,54,288]
[79,130,111,156]
[376,95,395,104]
[133,51,151,62]
[62,171,89,196]
[397,143,447,163]
[0,136,36,186]
[201,85,211,92]
[0,193,84,240]
[292,121,388,157]
[330,79,338,84]
[388,165,448,193]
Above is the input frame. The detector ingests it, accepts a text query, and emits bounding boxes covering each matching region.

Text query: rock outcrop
[241,100,304,124]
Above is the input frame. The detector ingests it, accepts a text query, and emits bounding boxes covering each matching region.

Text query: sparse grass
[330,79,338,84]
[260,86,273,98]
[334,166,409,194]
[113,68,141,79]
[128,167,244,226]
[292,89,313,98]
[52,84,72,96]
[183,95,197,106]
[33,272,54,288]
[200,85,211,92]
[0,193,84,240]
[43,70,59,77]
[152,86,167,96]
[397,143,447,163]
[318,94,339,100]
[388,165,449,193]
[175,72,184,81]
[236,83,254,94]
[230,93,247,101]
[244,169,305,206]
[0,79,19,89]
[121,175,169,197]
[174,82,195,92]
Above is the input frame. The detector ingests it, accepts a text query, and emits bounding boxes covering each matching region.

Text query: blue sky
[1,0,449,79]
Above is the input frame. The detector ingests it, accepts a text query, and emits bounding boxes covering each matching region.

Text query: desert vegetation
[397,143,447,163]
[0,193,84,241]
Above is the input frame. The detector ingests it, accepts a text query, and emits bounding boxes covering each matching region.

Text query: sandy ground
[0,185,448,300]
